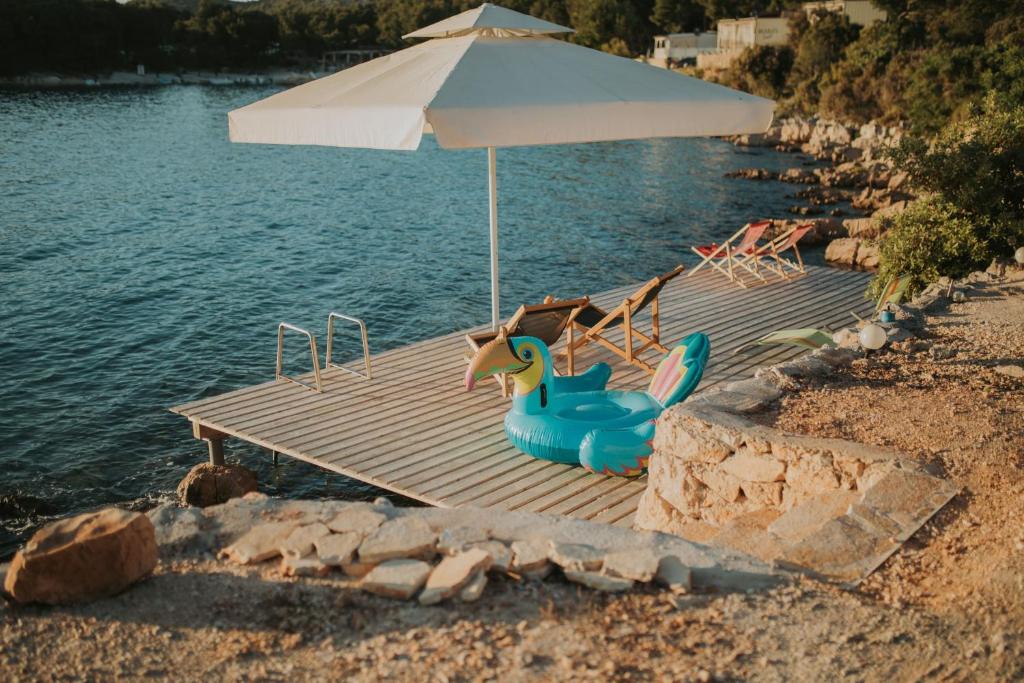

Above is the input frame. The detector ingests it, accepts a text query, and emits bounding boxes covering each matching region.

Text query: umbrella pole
[488,146,499,331]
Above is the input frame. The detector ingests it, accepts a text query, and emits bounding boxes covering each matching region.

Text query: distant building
[715,16,791,50]
[802,0,887,27]
[650,32,718,68]
[697,16,789,71]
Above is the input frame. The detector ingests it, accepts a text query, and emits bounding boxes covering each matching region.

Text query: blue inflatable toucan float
[465,330,710,477]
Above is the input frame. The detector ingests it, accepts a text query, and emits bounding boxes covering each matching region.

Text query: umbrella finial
[403,3,574,40]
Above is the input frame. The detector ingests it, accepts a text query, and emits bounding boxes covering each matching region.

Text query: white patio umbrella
[228,3,775,329]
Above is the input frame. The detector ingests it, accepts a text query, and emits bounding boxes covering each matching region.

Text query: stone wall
[637,405,903,531]
[634,345,958,584]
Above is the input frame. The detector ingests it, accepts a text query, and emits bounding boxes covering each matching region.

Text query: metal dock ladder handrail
[276,322,324,393]
[326,312,372,380]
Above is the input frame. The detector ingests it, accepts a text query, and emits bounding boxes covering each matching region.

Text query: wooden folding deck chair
[688,220,772,288]
[740,223,813,279]
[568,265,685,375]
[465,296,588,396]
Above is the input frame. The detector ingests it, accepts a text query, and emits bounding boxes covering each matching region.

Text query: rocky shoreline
[727,115,915,271]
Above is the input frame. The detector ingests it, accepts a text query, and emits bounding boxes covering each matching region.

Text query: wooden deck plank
[171,266,874,526]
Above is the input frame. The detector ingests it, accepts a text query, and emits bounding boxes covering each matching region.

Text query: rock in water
[176,463,257,508]
[4,508,158,605]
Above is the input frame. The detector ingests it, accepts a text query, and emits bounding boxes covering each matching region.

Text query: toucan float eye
[521,349,533,360]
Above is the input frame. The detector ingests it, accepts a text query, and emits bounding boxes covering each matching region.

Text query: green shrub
[888,95,1024,238]
[718,45,793,100]
[869,198,991,299]
[871,96,1024,298]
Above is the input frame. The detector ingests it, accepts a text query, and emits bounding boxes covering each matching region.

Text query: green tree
[650,0,705,33]
[719,44,793,99]
[566,0,649,55]
[786,10,859,113]
[694,0,797,22]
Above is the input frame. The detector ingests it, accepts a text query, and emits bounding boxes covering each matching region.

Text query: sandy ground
[2,276,1022,681]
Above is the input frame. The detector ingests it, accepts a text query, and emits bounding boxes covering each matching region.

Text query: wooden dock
[172,266,874,528]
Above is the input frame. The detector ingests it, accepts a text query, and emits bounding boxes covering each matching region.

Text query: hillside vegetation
[716,0,1024,136]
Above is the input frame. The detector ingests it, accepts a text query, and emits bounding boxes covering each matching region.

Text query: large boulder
[177,463,257,508]
[842,217,881,239]
[825,237,861,266]
[856,242,881,270]
[4,508,157,605]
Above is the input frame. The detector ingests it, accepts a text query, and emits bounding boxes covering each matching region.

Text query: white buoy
[1015,246,1024,265]
[859,323,887,350]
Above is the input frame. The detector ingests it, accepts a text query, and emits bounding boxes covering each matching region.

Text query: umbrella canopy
[228,3,776,328]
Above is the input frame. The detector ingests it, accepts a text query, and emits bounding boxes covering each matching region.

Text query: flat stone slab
[361,560,432,600]
[564,570,634,592]
[458,570,487,602]
[358,517,437,564]
[720,452,786,483]
[548,542,604,572]
[656,556,693,591]
[340,560,377,578]
[327,507,386,536]
[776,517,897,584]
[437,526,490,555]
[511,540,549,573]
[419,549,493,605]
[471,540,512,573]
[768,490,862,542]
[281,555,330,578]
[314,532,361,566]
[221,522,297,564]
[603,549,661,582]
[279,523,330,559]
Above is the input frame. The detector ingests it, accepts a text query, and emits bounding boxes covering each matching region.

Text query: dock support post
[207,439,225,466]
[272,450,279,466]
[192,422,227,467]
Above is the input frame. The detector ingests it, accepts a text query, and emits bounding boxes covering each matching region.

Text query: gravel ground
[2,275,1022,681]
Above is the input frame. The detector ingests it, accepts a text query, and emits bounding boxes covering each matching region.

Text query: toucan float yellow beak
[464,332,530,391]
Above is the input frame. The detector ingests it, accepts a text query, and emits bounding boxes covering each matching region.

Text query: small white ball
[859,323,887,350]
[1015,246,1024,265]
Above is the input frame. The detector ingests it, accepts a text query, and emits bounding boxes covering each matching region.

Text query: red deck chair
[687,220,772,288]
[740,223,813,279]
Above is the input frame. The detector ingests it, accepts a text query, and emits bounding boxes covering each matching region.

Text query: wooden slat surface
[171,266,874,526]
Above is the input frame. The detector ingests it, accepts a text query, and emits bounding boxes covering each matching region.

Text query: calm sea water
[0,86,820,557]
